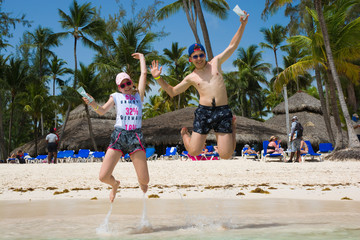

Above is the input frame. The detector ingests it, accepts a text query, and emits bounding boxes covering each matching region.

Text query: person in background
[267,136,284,154]
[352,113,360,141]
[16,150,25,164]
[46,127,59,164]
[300,140,308,155]
[288,116,303,163]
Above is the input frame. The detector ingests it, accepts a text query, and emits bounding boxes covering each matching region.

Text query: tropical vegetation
[0,0,359,160]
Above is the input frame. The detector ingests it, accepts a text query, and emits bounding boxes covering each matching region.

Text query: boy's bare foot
[110,180,120,203]
[180,127,190,137]
[140,184,148,193]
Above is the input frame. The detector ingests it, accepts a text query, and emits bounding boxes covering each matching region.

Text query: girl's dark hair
[50,128,55,133]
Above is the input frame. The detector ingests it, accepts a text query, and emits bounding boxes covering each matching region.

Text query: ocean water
[0,198,359,240]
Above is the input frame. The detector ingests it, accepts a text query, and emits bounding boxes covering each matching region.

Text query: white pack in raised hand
[233,5,247,20]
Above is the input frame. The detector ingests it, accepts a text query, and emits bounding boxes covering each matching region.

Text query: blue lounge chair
[304,141,322,161]
[242,147,259,160]
[146,147,157,161]
[72,149,90,162]
[160,147,179,160]
[35,154,48,163]
[57,150,75,163]
[318,143,334,154]
[91,151,105,162]
[261,141,283,162]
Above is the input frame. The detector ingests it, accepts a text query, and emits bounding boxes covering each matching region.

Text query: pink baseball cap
[115,72,131,85]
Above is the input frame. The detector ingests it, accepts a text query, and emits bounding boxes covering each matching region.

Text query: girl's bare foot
[110,180,120,203]
[140,184,148,193]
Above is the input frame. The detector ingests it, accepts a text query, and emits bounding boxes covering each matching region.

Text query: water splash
[96,203,113,235]
[133,193,153,233]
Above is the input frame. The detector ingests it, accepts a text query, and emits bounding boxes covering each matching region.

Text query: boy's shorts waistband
[198,104,230,110]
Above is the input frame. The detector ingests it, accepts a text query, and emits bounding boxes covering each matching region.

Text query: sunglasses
[192,53,205,60]
[119,80,132,89]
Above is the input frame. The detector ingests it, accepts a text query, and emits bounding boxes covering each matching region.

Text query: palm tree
[25,26,59,83]
[0,55,9,159]
[47,56,72,128]
[314,0,360,148]
[275,0,360,149]
[22,82,48,157]
[77,63,107,151]
[57,0,105,142]
[162,42,194,110]
[156,0,229,60]
[227,45,270,117]
[259,24,290,146]
[94,20,156,94]
[3,58,28,155]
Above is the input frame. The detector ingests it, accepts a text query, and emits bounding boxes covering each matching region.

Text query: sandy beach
[1,158,359,202]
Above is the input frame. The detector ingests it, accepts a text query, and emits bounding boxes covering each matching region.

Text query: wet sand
[1,198,360,239]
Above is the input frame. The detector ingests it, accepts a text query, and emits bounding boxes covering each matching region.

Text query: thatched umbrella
[266,92,342,147]
[14,104,116,156]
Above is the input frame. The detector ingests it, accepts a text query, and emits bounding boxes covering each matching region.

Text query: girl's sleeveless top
[111,92,142,130]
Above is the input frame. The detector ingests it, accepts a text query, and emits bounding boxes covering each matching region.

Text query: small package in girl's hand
[77,86,93,103]
[233,5,247,20]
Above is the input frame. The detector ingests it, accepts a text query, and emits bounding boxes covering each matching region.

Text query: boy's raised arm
[217,12,249,65]
[150,60,191,98]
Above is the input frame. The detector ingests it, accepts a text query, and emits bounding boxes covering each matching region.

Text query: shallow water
[1,198,359,240]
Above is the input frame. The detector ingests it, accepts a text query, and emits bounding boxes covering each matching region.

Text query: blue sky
[2,0,290,99]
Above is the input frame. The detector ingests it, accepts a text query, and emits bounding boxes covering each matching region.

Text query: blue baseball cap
[188,43,205,56]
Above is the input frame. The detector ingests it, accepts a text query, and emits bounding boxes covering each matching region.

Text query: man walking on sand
[150,11,249,159]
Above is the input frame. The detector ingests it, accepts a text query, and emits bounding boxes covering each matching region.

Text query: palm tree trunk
[327,68,344,150]
[182,0,201,43]
[346,82,357,112]
[7,97,14,155]
[53,75,57,128]
[0,93,6,159]
[314,0,360,149]
[34,119,38,157]
[315,64,334,144]
[59,37,78,143]
[194,0,214,60]
[85,105,97,151]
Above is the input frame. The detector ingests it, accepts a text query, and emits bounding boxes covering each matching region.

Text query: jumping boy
[150,11,249,159]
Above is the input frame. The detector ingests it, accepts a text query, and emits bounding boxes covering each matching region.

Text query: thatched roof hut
[266,92,339,146]
[272,91,322,114]
[14,104,116,156]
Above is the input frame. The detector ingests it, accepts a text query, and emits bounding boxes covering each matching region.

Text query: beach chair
[303,141,322,162]
[241,147,259,160]
[91,151,105,162]
[72,149,90,162]
[160,147,179,160]
[57,150,75,163]
[121,153,131,162]
[180,151,189,160]
[35,154,48,163]
[24,153,36,163]
[145,147,158,161]
[261,141,283,162]
[318,143,334,154]
[203,145,220,160]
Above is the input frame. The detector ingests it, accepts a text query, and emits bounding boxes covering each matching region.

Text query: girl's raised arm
[132,53,147,102]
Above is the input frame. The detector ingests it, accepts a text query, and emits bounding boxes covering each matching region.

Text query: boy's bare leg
[130,150,149,193]
[181,127,207,156]
[99,149,122,202]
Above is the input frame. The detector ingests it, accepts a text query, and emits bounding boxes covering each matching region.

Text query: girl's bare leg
[99,149,122,202]
[130,150,149,193]
[181,127,207,156]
